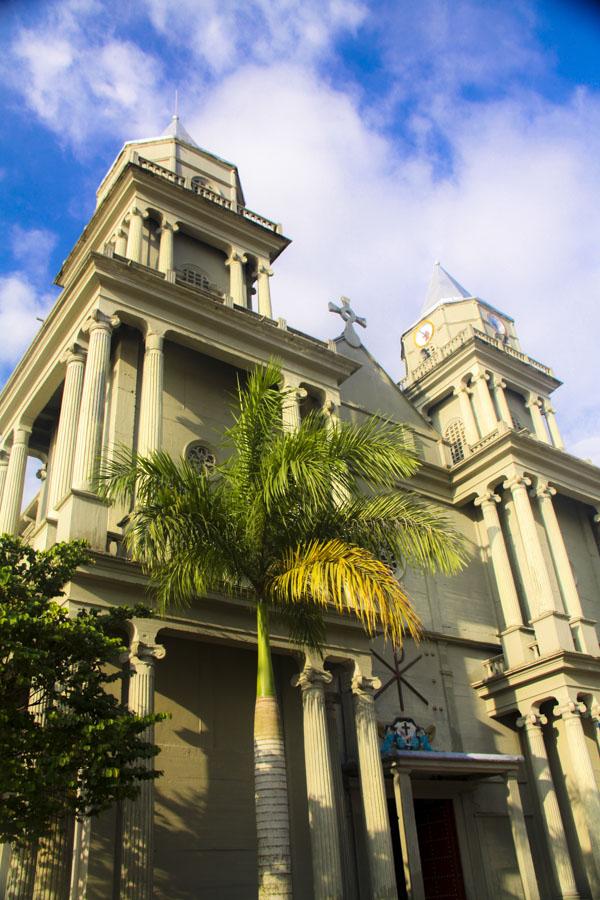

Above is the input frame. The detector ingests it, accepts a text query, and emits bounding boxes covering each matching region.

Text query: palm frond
[325,416,420,490]
[267,538,422,648]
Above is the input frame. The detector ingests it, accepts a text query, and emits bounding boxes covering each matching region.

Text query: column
[48,345,86,514]
[558,701,600,878]
[391,767,425,900]
[470,370,498,436]
[491,375,512,426]
[5,845,37,899]
[256,259,273,318]
[119,638,165,900]
[157,221,176,275]
[534,482,598,654]
[543,403,565,450]
[71,310,119,492]
[281,376,307,432]
[325,682,358,900]
[453,385,479,445]
[126,208,144,263]
[352,670,398,899]
[504,771,541,900]
[225,249,247,306]
[137,330,164,457]
[0,449,9,510]
[33,817,74,899]
[526,394,550,443]
[517,713,579,899]
[69,816,90,900]
[0,425,31,535]
[504,474,574,654]
[474,491,529,667]
[292,662,343,900]
[590,702,600,753]
[115,228,128,257]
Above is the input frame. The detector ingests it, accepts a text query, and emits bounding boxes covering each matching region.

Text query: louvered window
[444,418,466,464]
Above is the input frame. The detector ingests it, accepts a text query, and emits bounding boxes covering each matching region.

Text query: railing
[482,654,506,678]
[138,156,186,187]
[402,325,554,388]
[137,156,280,233]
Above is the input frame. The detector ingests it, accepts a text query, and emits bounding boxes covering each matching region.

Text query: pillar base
[501,625,535,669]
[569,616,599,656]
[55,490,108,550]
[531,610,575,655]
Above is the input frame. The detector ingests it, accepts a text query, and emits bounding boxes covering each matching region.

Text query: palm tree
[100,361,467,898]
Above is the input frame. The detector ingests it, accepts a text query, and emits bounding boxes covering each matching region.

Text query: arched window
[444,418,466,464]
[186,442,216,474]
[178,263,212,291]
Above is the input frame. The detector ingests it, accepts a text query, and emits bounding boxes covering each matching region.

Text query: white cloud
[0,275,55,368]
[10,227,58,279]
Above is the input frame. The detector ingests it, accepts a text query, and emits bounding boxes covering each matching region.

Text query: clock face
[487,313,506,335]
[414,320,434,347]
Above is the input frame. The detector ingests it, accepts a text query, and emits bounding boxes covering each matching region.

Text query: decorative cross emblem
[371,647,429,711]
[328,296,367,348]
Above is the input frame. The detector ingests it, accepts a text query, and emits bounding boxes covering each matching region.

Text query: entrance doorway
[388,797,467,899]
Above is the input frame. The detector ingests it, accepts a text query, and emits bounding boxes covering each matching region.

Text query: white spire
[421,262,472,315]
[161,115,199,148]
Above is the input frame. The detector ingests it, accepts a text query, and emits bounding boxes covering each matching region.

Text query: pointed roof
[161,114,199,148]
[421,262,472,316]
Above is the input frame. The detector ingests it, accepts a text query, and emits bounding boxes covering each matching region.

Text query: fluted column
[0,449,9,510]
[225,249,247,306]
[157,222,177,275]
[526,394,550,443]
[504,474,574,653]
[256,259,273,318]
[534,482,598,654]
[475,491,529,667]
[453,385,479,445]
[292,662,343,900]
[590,702,600,753]
[119,639,165,900]
[48,345,86,514]
[281,377,307,432]
[33,817,74,899]
[115,228,128,257]
[126,208,144,263]
[391,767,424,900]
[558,700,600,875]
[352,670,398,899]
[72,310,119,492]
[6,845,37,899]
[504,772,541,900]
[68,816,90,900]
[325,683,357,900]
[543,403,565,450]
[470,370,498,435]
[137,331,164,457]
[0,425,31,535]
[491,375,512,425]
[517,713,579,899]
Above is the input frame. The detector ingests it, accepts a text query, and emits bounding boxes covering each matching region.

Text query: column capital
[503,473,532,493]
[36,465,47,482]
[471,370,490,384]
[491,375,507,390]
[83,308,120,335]
[12,423,33,443]
[60,341,86,365]
[130,640,166,667]
[128,205,147,220]
[158,219,179,234]
[531,480,557,500]
[543,403,556,415]
[525,394,542,409]
[453,384,471,397]
[0,449,8,465]
[474,490,501,508]
[258,262,274,277]
[556,699,587,720]
[351,672,381,700]
[225,248,248,266]
[292,662,333,693]
[516,711,547,730]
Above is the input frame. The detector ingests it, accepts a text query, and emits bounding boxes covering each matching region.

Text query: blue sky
[1,0,600,464]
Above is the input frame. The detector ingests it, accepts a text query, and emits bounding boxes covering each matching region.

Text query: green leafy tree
[0,536,164,846]
[101,361,467,898]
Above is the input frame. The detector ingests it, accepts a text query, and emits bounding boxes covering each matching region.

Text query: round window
[186,443,216,473]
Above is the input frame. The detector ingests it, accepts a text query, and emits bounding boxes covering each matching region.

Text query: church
[1,117,600,900]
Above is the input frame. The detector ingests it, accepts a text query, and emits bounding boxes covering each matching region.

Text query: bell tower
[401,262,564,461]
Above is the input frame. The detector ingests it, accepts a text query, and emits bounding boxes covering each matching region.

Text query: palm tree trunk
[254,601,293,898]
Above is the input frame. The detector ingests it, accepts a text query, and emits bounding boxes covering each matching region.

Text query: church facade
[1,119,600,899]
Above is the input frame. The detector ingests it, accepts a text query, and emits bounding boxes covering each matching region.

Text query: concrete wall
[173,233,229,295]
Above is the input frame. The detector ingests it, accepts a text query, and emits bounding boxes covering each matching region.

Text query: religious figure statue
[380,716,434,754]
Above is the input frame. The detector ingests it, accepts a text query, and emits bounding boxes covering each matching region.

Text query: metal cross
[371,647,429,711]
[328,296,367,348]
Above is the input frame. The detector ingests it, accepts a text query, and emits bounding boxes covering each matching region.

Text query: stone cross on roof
[328,296,367,348]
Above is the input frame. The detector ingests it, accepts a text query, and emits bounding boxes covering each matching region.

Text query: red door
[414,798,467,900]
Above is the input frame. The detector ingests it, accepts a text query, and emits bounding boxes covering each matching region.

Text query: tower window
[178,263,212,291]
[186,442,216,474]
[444,418,467,464]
